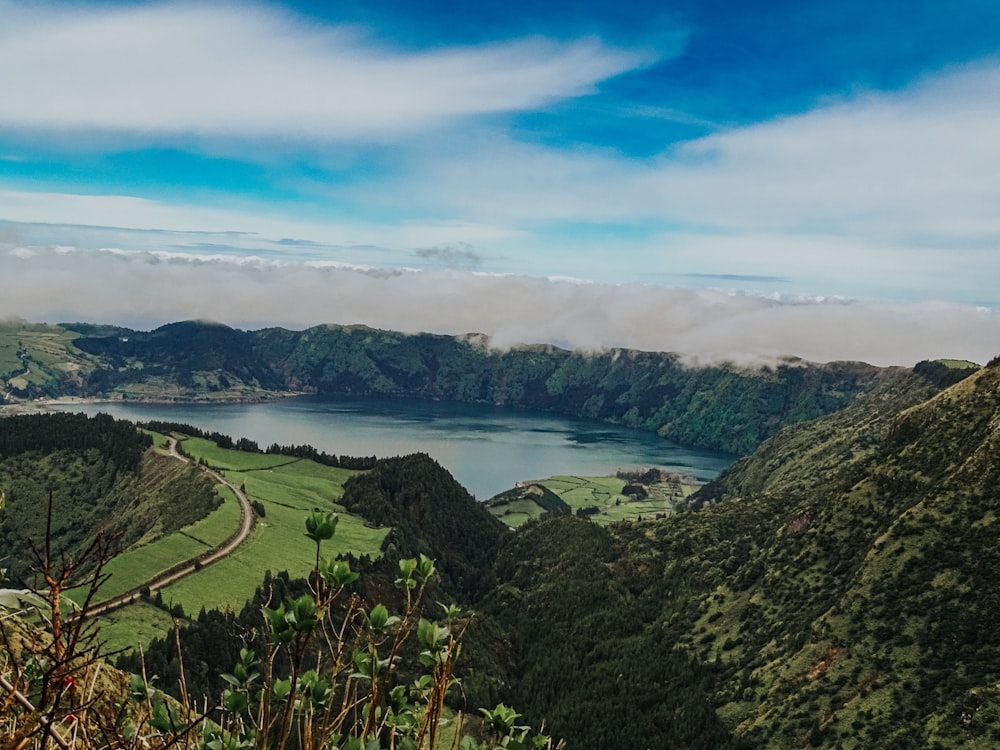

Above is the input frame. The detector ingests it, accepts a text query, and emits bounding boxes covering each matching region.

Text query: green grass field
[0,323,94,385]
[149,437,388,614]
[489,475,701,527]
[69,486,243,605]
[89,436,389,644]
[176,436,297,470]
[96,601,179,654]
[488,498,549,527]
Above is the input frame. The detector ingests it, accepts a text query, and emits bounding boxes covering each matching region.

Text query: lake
[55,396,735,499]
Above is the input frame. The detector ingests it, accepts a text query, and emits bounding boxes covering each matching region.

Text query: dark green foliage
[0,411,150,472]
[652,361,1000,747]
[912,359,979,388]
[484,483,570,516]
[0,412,215,585]
[486,516,747,749]
[16,351,1000,748]
[339,453,509,601]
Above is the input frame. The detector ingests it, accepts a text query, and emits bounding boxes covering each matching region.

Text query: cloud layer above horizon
[2,0,1000,366]
[2,245,996,368]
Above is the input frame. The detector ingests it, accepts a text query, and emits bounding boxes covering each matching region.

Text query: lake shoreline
[40,396,736,499]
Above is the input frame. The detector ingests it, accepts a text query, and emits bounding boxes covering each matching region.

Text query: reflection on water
[55,396,735,500]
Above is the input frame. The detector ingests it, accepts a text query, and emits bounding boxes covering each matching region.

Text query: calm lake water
[56,397,734,499]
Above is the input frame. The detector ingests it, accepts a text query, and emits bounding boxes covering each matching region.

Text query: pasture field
[95,437,388,646]
[0,323,94,385]
[487,497,549,527]
[490,475,701,527]
[142,428,171,451]
[175,436,296,471]
[155,440,386,614]
[71,486,242,605]
[97,602,178,654]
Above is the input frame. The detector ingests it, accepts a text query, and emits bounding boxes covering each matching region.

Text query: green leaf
[320,557,359,587]
[149,701,172,733]
[415,554,435,581]
[366,603,400,634]
[304,509,339,542]
[353,650,373,678]
[272,679,291,701]
[223,689,248,714]
[129,673,147,700]
[287,594,318,632]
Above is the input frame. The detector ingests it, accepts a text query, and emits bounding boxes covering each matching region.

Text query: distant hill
[5,319,973,455]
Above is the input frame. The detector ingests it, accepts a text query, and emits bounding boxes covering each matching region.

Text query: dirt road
[85,437,255,618]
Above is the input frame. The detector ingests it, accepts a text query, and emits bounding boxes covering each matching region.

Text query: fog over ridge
[1,243,996,369]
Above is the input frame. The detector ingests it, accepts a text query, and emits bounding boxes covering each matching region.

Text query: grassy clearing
[488,498,548,527]
[490,474,701,527]
[142,428,171,451]
[67,483,242,605]
[0,323,95,384]
[69,436,388,644]
[175,436,295,471]
[155,446,386,614]
[96,602,180,654]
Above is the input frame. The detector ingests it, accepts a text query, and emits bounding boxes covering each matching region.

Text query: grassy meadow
[489,474,700,527]
[0,322,95,389]
[100,434,388,636]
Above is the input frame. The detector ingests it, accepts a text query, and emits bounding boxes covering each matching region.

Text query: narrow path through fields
[86,437,254,618]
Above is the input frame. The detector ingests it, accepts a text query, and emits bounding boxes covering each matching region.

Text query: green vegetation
[5,354,1000,748]
[0,321,99,397]
[110,432,388,617]
[0,413,215,585]
[487,471,700,526]
[2,501,560,750]
[85,486,242,603]
[6,318,940,455]
[96,601,179,653]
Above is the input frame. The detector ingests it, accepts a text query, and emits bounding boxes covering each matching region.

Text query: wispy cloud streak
[0,2,648,141]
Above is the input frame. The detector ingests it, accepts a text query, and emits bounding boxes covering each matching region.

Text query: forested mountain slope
[464,359,1000,749]
[5,319,959,455]
[3,355,996,748]
[631,359,1000,747]
[0,413,218,585]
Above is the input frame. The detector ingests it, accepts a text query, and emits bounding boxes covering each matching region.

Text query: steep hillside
[662,360,1000,747]
[4,364,998,748]
[0,413,219,585]
[472,361,999,749]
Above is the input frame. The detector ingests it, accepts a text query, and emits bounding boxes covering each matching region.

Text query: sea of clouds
[2,242,996,368]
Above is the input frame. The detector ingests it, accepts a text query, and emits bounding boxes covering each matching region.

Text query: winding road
[85,437,255,618]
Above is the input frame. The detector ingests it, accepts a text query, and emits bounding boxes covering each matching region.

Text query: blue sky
[2,0,1000,365]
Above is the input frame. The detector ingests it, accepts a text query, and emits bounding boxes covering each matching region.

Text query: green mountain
[4,319,964,455]
[483,358,1000,748]
[679,358,1000,748]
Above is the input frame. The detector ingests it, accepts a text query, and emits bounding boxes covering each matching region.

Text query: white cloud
[0,245,997,367]
[0,2,648,140]
[347,60,1000,279]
